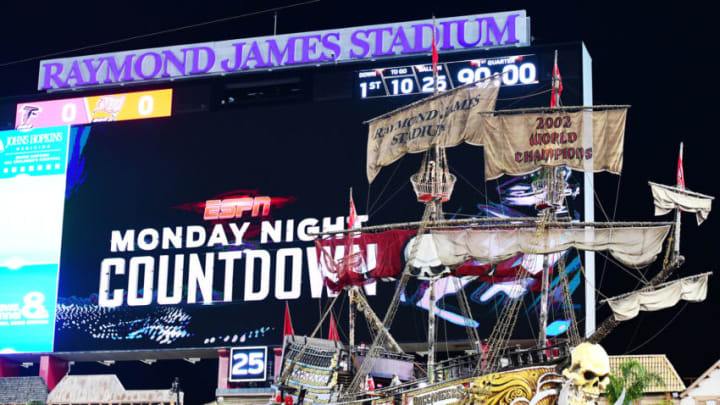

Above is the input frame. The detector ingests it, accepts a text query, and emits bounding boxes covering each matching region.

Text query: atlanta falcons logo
[17,105,41,130]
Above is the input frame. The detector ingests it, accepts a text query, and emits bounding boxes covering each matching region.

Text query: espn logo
[204,197,271,220]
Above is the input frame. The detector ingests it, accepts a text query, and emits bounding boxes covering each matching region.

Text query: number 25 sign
[229,346,268,382]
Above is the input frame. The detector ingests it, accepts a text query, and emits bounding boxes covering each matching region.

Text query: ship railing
[352,346,415,362]
[337,343,570,403]
[284,343,339,369]
[432,342,570,381]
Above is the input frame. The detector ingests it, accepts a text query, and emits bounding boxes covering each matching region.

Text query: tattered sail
[316,229,550,292]
[366,77,501,183]
[606,273,710,321]
[316,223,670,291]
[430,224,670,268]
[649,181,714,225]
[474,106,628,180]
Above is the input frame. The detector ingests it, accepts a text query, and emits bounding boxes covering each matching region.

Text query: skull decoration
[403,234,450,279]
[561,342,611,405]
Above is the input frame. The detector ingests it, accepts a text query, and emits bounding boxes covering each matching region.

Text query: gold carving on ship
[460,366,563,405]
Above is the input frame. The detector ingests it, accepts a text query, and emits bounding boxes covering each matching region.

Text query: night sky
[1,0,717,401]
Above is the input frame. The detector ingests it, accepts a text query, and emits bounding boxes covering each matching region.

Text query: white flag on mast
[649,182,714,225]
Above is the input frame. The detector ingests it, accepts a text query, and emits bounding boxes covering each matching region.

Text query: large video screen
[1,43,588,353]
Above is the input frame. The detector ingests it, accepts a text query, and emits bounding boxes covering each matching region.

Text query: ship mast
[419,16,447,383]
[348,188,357,351]
[674,142,683,261]
[536,50,563,347]
[536,168,558,345]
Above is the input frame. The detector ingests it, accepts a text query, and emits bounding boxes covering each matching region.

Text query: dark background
[1,1,717,402]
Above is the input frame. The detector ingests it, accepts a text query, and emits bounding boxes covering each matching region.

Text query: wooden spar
[648,181,715,200]
[599,271,713,304]
[475,104,631,115]
[313,217,537,235]
[363,90,627,126]
[311,219,673,236]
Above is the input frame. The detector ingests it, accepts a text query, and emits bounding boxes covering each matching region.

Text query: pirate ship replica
[271,52,714,405]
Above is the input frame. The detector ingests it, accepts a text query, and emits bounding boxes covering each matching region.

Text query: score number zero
[456,63,537,86]
[229,346,268,382]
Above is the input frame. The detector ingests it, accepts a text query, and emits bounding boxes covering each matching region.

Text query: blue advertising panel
[0,264,59,352]
[0,126,69,178]
[0,126,69,353]
[229,346,268,382]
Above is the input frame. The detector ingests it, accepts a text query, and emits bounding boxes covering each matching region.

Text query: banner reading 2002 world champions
[477,107,628,180]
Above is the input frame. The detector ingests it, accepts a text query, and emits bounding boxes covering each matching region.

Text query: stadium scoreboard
[356,54,539,99]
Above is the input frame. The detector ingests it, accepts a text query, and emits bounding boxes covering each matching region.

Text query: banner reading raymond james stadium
[366,78,500,183]
[38,11,529,90]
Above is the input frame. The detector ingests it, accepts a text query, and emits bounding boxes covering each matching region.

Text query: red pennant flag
[348,195,359,230]
[677,143,685,189]
[328,312,340,341]
[365,375,376,391]
[431,31,438,74]
[550,59,563,108]
[283,302,295,337]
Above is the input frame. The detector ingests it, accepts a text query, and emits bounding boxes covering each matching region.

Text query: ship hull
[295,365,563,405]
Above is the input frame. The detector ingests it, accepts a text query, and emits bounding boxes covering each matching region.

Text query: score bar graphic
[15,89,173,129]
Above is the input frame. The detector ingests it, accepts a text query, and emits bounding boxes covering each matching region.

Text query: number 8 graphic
[21,292,49,320]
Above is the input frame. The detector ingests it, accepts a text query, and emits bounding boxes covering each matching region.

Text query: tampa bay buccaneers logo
[91,95,126,122]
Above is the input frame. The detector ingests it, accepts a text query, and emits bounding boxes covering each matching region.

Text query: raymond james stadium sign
[38,10,529,90]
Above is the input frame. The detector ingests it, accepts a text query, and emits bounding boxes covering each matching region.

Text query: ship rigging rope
[570,250,610,300]
[334,295,348,341]
[497,88,553,102]
[624,302,688,354]
[365,83,566,216]
[521,288,538,339]
[368,181,410,218]
[599,175,623,297]
[0,0,321,69]
[278,287,344,385]
[452,276,482,354]
[580,171,654,284]
[368,156,404,215]
[595,251,649,284]
[474,208,553,378]
[557,187,582,345]
[495,179,508,217]
[344,201,438,396]
[448,164,490,205]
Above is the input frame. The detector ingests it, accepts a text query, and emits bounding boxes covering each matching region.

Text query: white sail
[430,224,670,268]
[606,273,710,321]
[649,181,714,225]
